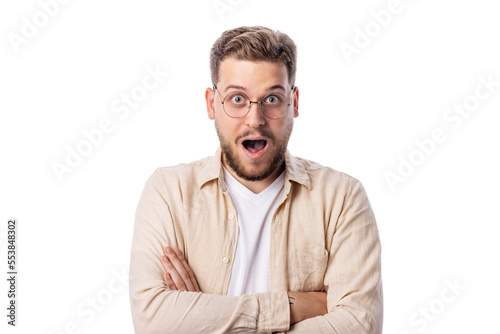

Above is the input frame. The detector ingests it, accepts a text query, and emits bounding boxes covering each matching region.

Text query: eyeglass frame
[212,84,295,120]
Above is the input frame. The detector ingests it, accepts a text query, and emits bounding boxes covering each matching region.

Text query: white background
[1,0,499,333]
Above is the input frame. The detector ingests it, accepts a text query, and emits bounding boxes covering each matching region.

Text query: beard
[215,120,293,182]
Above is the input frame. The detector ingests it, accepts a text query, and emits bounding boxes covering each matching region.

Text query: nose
[244,102,266,128]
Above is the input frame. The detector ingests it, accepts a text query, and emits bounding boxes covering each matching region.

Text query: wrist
[287,291,299,325]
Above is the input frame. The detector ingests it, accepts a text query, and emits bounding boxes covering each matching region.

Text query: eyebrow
[223,84,287,93]
[224,85,246,93]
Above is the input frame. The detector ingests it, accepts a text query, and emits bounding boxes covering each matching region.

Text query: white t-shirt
[223,167,285,296]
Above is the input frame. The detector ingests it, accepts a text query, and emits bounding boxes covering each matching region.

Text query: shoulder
[290,156,374,220]
[289,154,363,193]
[145,154,216,192]
[154,155,211,178]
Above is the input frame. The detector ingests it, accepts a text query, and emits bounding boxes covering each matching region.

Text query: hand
[160,247,201,292]
[288,291,328,325]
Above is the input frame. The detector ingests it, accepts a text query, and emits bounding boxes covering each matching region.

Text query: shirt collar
[197,147,311,190]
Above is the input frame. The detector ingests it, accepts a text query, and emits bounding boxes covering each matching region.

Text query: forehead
[218,58,289,92]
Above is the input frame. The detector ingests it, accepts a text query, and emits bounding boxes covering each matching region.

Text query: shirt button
[228,213,235,220]
[222,257,230,264]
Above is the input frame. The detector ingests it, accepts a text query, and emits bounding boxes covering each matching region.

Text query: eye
[264,94,282,104]
[230,94,246,104]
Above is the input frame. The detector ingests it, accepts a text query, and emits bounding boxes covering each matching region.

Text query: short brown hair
[210,26,297,87]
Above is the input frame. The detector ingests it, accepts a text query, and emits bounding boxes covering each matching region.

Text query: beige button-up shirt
[129,148,383,333]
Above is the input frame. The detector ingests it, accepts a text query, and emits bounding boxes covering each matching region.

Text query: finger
[174,248,200,292]
[161,255,189,291]
[163,272,177,290]
[159,255,177,289]
[159,254,170,273]
[164,247,195,291]
[159,255,178,289]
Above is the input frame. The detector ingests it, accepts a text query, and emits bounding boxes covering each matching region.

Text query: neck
[223,161,285,194]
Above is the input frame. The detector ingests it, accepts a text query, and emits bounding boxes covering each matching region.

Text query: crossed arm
[159,246,328,325]
[130,171,382,333]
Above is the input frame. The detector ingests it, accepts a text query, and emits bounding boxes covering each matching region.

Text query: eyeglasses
[213,84,294,119]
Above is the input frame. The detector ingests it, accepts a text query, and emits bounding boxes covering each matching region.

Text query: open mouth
[242,139,267,153]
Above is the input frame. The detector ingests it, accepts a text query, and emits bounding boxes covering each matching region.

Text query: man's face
[206,58,299,182]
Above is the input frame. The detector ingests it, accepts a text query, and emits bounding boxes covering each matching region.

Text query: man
[129,26,383,333]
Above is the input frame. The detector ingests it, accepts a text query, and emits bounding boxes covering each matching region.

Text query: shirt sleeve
[285,178,383,333]
[129,170,290,334]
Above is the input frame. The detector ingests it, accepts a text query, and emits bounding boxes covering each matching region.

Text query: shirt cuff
[257,291,290,333]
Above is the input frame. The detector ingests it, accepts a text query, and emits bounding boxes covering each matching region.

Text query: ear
[292,86,299,118]
[206,87,215,120]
